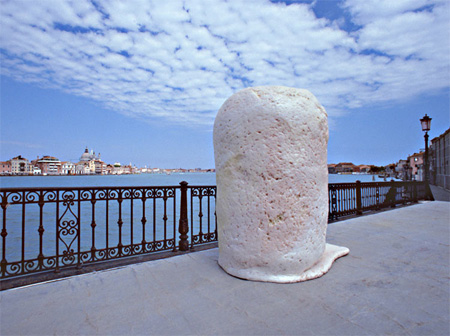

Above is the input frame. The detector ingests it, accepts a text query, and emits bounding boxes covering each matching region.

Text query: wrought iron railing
[189,185,217,248]
[0,182,217,288]
[1,180,431,288]
[328,180,432,221]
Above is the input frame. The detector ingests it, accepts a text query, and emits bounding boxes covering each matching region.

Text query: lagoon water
[0,172,217,189]
[0,172,387,189]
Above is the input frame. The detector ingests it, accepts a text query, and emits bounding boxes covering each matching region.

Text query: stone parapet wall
[431,127,449,190]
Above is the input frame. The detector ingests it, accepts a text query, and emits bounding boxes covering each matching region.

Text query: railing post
[356,180,362,215]
[390,180,396,208]
[1,192,8,278]
[178,181,189,251]
[328,185,337,221]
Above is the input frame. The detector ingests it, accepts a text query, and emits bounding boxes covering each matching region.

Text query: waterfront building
[0,161,11,175]
[395,159,409,181]
[75,162,91,175]
[76,147,106,175]
[89,160,96,173]
[430,127,450,189]
[106,164,114,175]
[327,164,337,174]
[335,162,357,173]
[10,155,33,175]
[111,162,123,175]
[383,163,398,178]
[79,147,97,162]
[34,156,61,175]
[122,165,131,174]
[94,160,106,174]
[33,166,41,175]
[357,165,371,173]
[121,164,133,174]
[61,161,75,175]
[407,152,424,181]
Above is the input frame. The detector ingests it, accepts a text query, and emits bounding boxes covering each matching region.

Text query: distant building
[33,166,42,175]
[35,156,61,175]
[121,164,138,174]
[327,164,337,174]
[79,147,97,162]
[10,155,32,175]
[357,165,371,173]
[76,147,105,174]
[122,165,131,174]
[61,161,75,175]
[75,162,91,175]
[430,128,450,189]
[0,161,11,175]
[407,152,424,181]
[111,162,123,175]
[94,160,106,175]
[384,163,397,178]
[395,159,409,181]
[335,162,357,173]
[106,164,114,175]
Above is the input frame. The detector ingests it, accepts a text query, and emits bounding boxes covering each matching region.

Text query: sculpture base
[219,243,349,283]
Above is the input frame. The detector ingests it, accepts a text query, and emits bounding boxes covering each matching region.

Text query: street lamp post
[420,114,432,183]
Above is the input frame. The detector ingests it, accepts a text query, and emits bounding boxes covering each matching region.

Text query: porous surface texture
[213,86,349,283]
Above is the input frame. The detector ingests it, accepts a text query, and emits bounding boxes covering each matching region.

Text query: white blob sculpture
[213,86,349,283]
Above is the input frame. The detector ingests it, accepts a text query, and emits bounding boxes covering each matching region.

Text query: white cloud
[0,0,448,126]
[343,0,432,23]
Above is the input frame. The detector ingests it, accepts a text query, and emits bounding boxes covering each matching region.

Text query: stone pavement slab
[430,184,450,202]
[1,201,449,336]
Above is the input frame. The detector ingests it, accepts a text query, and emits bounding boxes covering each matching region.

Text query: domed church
[80,147,101,162]
[76,147,105,174]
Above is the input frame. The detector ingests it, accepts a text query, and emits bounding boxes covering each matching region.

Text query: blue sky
[1,0,449,168]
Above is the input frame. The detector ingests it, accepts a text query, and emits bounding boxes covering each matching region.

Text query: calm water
[0,172,217,188]
[0,172,388,189]
[0,172,388,263]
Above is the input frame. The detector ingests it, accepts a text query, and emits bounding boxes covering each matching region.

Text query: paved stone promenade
[1,201,449,336]
[430,184,450,202]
